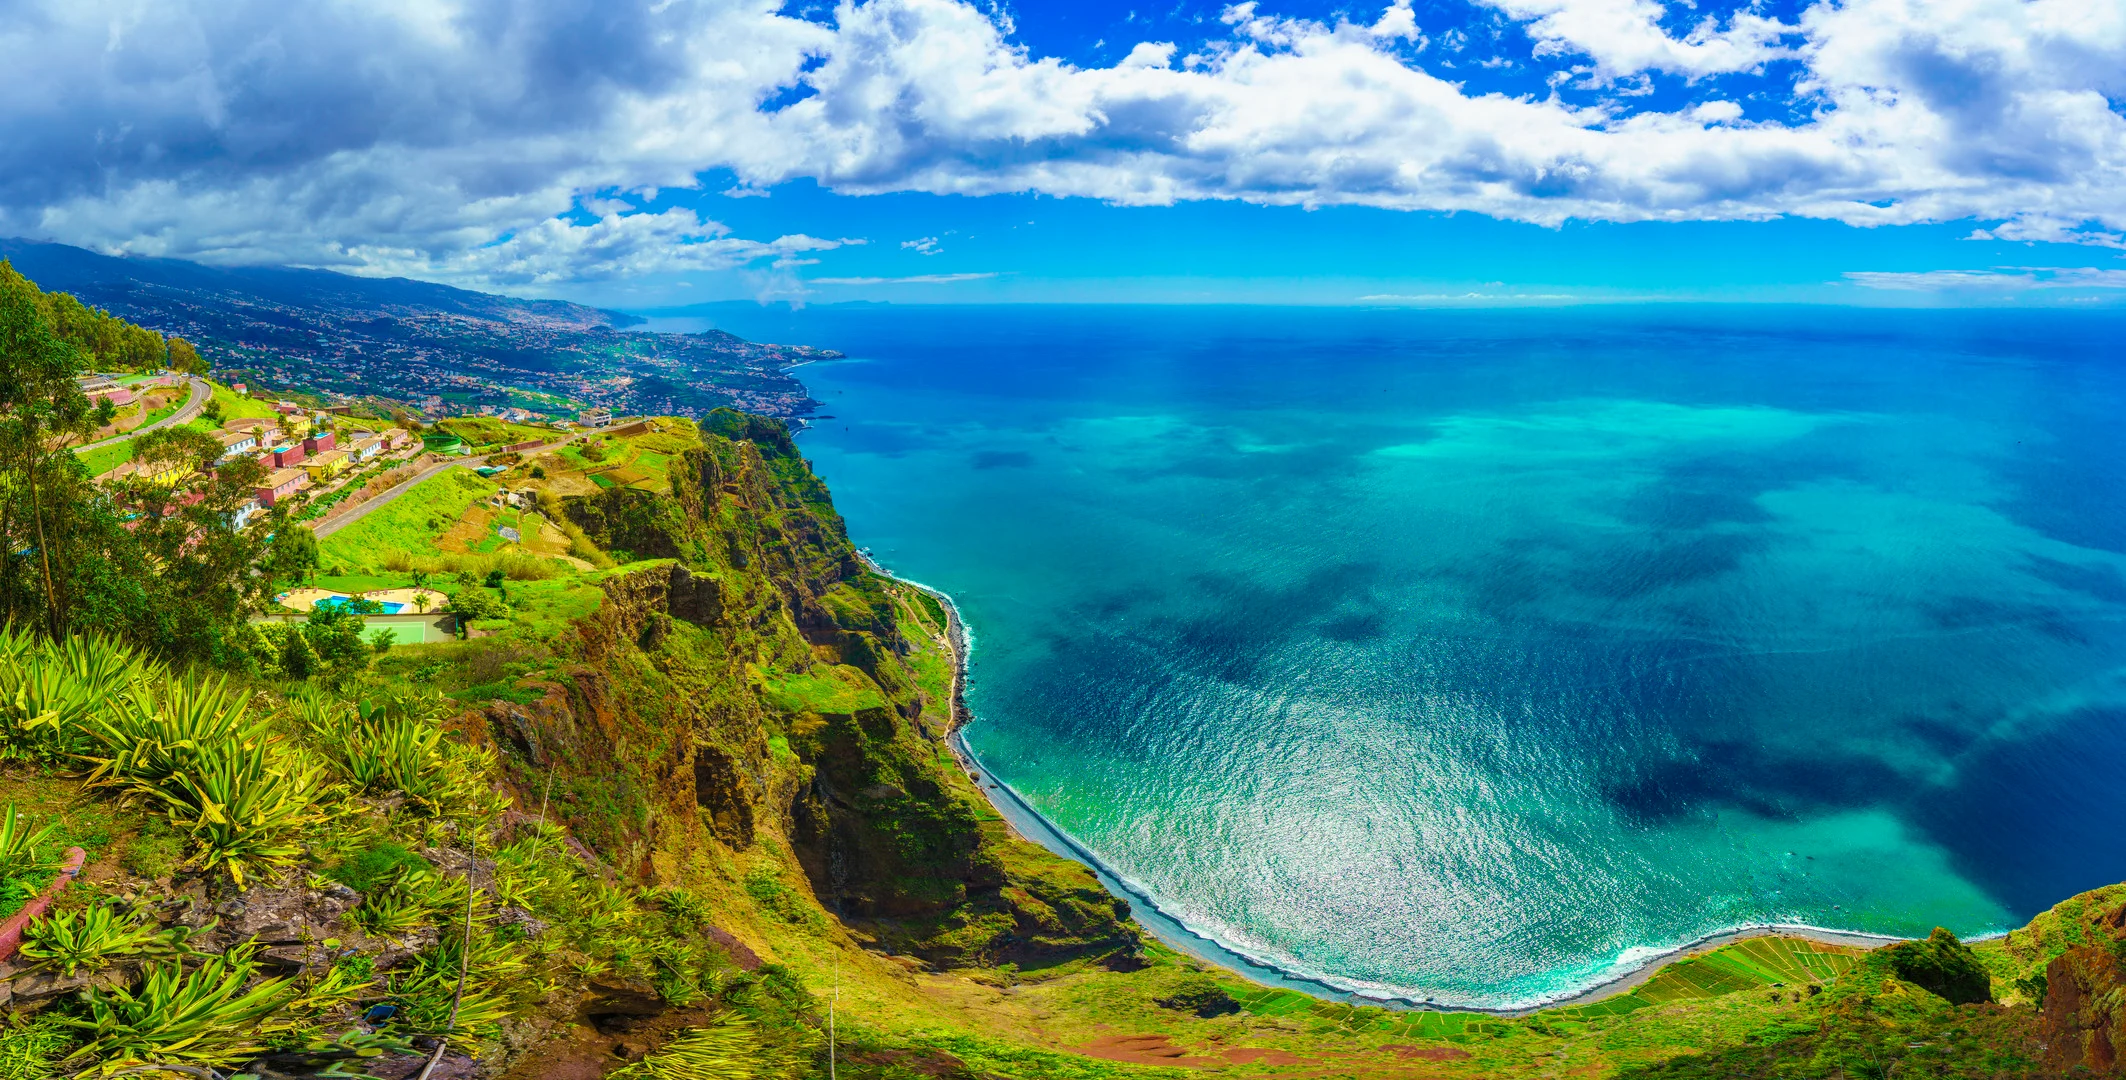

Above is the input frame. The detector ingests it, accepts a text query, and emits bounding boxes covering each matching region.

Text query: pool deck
[252,610,458,644]
[276,587,448,613]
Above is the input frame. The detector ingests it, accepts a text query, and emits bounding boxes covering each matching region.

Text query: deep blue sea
[657,304,2126,1009]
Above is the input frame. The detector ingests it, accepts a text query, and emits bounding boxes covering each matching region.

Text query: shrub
[61,944,297,1075]
[1884,927,1994,1005]
[331,842,431,894]
[76,676,327,888]
[0,630,160,762]
[606,1020,767,1080]
[302,697,509,822]
[0,1015,73,1080]
[21,903,198,976]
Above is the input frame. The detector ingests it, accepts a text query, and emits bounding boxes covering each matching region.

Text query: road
[312,455,487,540]
[310,428,589,539]
[75,376,212,453]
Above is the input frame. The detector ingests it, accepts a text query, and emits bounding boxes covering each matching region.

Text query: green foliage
[447,586,509,621]
[0,802,61,882]
[1882,927,1993,1004]
[116,815,184,880]
[166,336,206,375]
[330,841,431,894]
[62,944,298,1076]
[608,1019,771,1080]
[20,902,198,976]
[72,672,327,888]
[299,693,509,821]
[743,868,826,931]
[28,283,165,373]
[0,1015,74,1080]
[1154,974,1240,1018]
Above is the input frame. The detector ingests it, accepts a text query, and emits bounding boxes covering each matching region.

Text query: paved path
[312,455,486,539]
[310,429,586,539]
[76,376,211,453]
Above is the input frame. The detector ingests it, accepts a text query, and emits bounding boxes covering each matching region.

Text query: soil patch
[1077,1033,1221,1067]
[1383,1044,1475,1061]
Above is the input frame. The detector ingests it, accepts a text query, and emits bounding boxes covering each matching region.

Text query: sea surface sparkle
[671,304,2126,1009]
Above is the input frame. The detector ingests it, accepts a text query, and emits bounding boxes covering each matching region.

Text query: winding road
[75,376,212,453]
[309,424,600,539]
[312,455,487,540]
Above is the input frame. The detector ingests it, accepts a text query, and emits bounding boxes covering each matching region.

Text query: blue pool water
[670,304,2126,1008]
[314,596,407,615]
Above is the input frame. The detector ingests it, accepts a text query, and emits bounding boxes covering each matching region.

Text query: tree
[0,260,113,635]
[447,587,508,622]
[273,525,320,589]
[167,336,206,375]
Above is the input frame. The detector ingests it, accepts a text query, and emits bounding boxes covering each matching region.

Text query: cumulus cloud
[1,0,2123,284]
[902,236,943,254]
[1476,0,1795,79]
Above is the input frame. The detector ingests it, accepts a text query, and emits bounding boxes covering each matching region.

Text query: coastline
[861,553,1916,1016]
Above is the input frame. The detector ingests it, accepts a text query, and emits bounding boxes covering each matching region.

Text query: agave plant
[605,1020,767,1080]
[145,738,329,888]
[19,903,199,976]
[77,674,268,789]
[347,888,430,937]
[305,700,510,822]
[0,632,158,762]
[62,944,296,1076]
[0,802,60,882]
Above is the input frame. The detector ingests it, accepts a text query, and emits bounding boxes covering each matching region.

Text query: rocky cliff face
[483,410,1137,969]
[2030,890,2126,1074]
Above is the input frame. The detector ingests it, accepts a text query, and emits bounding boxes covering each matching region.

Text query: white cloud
[1476,0,1795,80]
[902,236,943,254]
[1,0,2123,283]
[1843,267,2126,290]
[811,272,999,284]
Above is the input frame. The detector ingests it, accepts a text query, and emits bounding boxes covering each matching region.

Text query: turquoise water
[314,596,407,614]
[687,304,2126,1009]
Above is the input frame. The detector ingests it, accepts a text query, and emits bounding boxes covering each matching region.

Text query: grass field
[208,383,278,422]
[318,467,494,572]
[73,439,134,476]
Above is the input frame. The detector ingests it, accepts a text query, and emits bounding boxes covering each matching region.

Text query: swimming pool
[312,595,408,614]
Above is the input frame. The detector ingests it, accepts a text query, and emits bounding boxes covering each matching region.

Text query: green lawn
[318,467,493,572]
[207,382,278,422]
[74,439,135,477]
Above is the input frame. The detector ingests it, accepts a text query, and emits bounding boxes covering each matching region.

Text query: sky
[1,0,2123,306]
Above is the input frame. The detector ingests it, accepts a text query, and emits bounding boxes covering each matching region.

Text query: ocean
[659,303,2126,1009]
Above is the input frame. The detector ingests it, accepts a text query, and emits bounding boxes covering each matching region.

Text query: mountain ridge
[0,239,836,421]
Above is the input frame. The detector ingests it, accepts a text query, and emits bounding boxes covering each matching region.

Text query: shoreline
[860,553,1917,1016]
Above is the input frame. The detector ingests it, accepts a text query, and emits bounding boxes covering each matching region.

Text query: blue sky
[2,0,2122,306]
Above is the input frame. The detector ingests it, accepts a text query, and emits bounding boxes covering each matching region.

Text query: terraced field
[1226,934,1864,1043]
